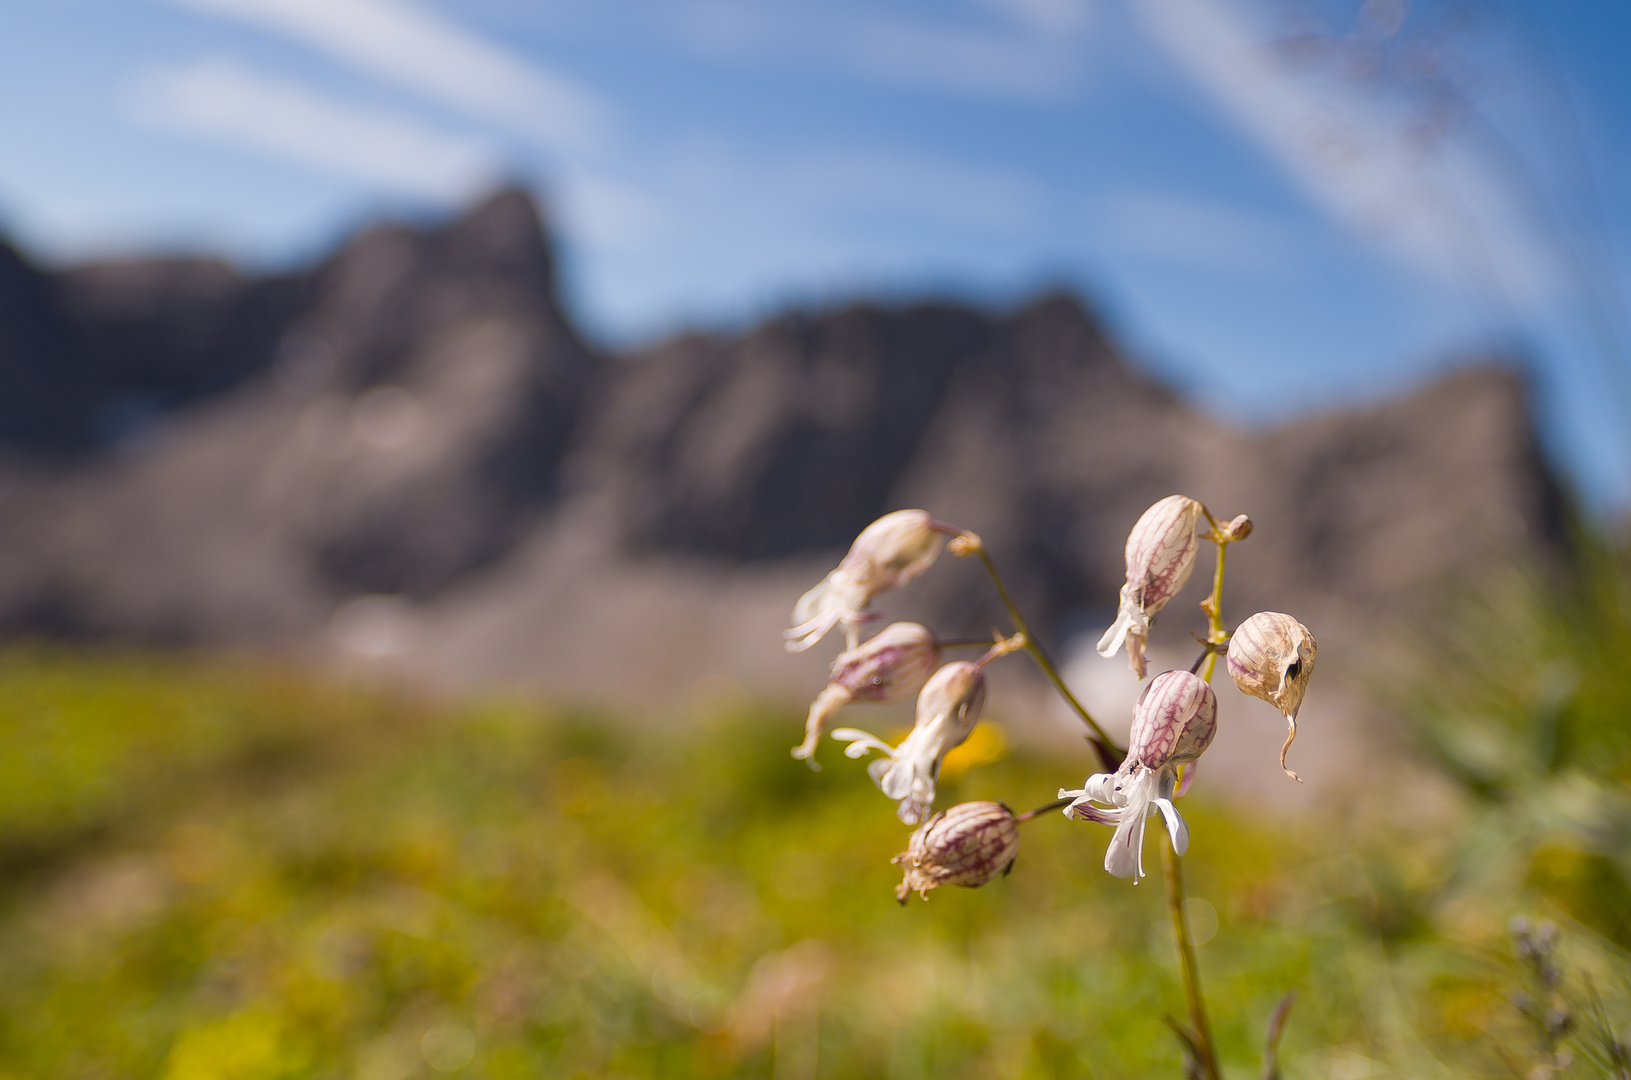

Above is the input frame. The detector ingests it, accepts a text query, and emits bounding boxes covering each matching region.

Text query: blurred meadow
[1,545,1629,1080]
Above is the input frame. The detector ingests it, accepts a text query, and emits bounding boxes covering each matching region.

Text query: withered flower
[785,510,955,653]
[893,801,1019,903]
[791,622,941,767]
[1096,495,1204,678]
[1226,611,1317,781]
[1060,669,1217,881]
[833,636,1022,824]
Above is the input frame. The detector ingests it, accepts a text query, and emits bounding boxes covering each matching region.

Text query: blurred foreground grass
[0,634,1625,1079]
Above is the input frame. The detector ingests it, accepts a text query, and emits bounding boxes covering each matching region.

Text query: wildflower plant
[783,498,1320,1078]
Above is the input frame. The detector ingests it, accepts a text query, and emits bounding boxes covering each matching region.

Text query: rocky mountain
[0,188,1570,796]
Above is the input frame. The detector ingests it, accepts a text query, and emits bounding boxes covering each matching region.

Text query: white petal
[1082,772,1118,803]
[1064,797,1122,824]
[1152,798,1189,856]
[1104,811,1148,879]
[1095,610,1134,658]
[831,728,895,758]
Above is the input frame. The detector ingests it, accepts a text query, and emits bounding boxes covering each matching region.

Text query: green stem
[1163,839,1222,1080]
[1200,537,1228,683]
[968,545,1123,764]
[1014,796,1074,823]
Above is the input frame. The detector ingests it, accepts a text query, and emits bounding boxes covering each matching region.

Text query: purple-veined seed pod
[785,510,954,653]
[1227,612,1317,781]
[841,510,948,595]
[832,622,941,703]
[1127,668,1218,772]
[1097,496,1204,678]
[791,623,941,766]
[893,801,1019,903]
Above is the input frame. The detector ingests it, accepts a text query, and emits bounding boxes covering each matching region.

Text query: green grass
[0,640,1622,1079]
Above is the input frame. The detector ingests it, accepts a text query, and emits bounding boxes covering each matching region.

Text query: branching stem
[956,535,1122,769]
[1199,534,1229,683]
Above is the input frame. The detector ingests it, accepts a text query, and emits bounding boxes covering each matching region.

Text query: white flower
[1060,669,1217,880]
[832,658,988,825]
[785,510,954,653]
[1096,495,1204,678]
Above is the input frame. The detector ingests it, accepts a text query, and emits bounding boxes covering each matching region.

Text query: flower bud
[1220,514,1253,541]
[1226,612,1317,781]
[1128,669,1218,772]
[893,801,1018,903]
[1097,495,1203,678]
[791,623,940,765]
[785,510,952,653]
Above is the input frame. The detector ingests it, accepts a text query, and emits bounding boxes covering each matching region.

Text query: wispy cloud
[161,0,610,154]
[847,17,1084,99]
[1101,191,1298,273]
[676,0,1096,101]
[660,142,1045,238]
[129,56,501,200]
[1133,0,1560,307]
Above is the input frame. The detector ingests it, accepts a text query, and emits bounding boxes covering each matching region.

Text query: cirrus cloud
[128,56,503,201]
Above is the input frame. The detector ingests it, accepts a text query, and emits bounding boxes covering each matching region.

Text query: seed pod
[1097,496,1204,678]
[786,510,952,652]
[842,510,946,592]
[1226,612,1317,781]
[792,623,941,765]
[893,801,1018,903]
[832,622,941,703]
[1127,669,1218,772]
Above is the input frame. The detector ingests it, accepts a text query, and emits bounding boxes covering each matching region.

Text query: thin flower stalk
[1164,839,1222,1080]
[950,531,1121,771]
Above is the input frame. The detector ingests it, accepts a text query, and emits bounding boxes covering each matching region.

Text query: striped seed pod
[893,800,1019,903]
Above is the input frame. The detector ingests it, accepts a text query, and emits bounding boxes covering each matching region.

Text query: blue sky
[4,0,1630,505]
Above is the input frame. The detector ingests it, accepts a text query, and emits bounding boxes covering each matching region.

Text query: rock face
[0,189,1570,740]
[0,190,595,640]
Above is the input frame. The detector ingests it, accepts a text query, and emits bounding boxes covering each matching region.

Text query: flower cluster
[781,497,1320,1080]
[783,496,1318,898]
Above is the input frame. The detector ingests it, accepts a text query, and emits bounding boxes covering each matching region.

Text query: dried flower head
[791,622,941,766]
[1226,612,1317,781]
[893,801,1019,903]
[1097,495,1204,678]
[833,656,991,824]
[1060,669,1218,880]
[785,510,953,653]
